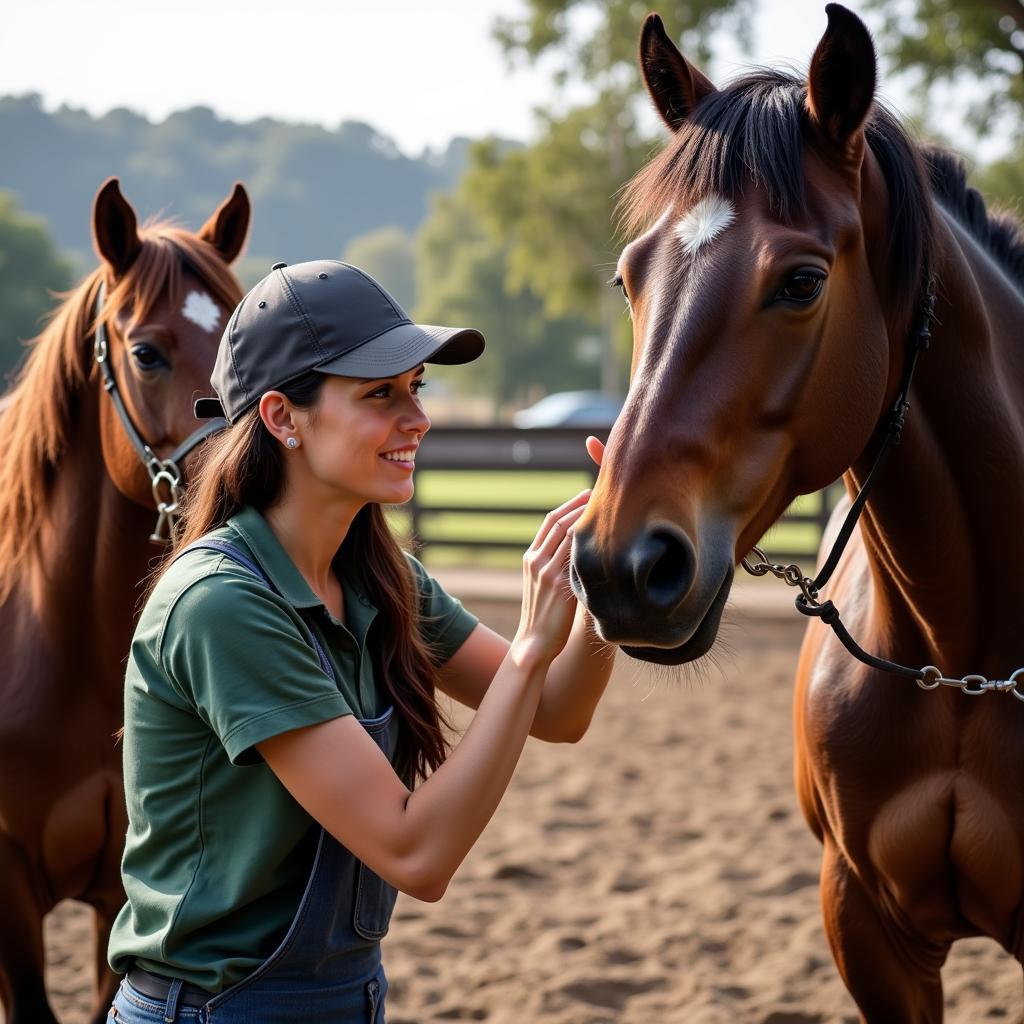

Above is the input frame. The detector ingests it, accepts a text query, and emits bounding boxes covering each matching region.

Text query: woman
[106,260,614,1023]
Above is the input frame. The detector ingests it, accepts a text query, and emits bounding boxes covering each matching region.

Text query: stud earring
[286,437,299,449]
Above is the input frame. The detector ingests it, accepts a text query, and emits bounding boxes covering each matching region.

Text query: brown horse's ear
[198,183,251,264]
[806,4,876,161]
[92,178,142,277]
[639,13,716,132]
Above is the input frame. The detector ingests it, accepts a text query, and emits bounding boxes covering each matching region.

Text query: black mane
[622,69,1023,323]
[922,146,1024,290]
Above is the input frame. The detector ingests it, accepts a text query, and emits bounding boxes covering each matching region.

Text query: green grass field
[388,471,836,569]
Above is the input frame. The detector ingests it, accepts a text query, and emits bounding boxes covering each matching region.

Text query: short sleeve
[160,572,352,765]
[405,554,479,665]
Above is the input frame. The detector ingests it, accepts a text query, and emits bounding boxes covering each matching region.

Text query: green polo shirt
[107,506,478,992]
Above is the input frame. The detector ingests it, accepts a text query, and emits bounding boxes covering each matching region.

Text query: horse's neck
[34,383,159,680]
[850,205,1024,677]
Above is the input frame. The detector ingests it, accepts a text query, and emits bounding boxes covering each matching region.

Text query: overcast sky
[1,1,1001,159]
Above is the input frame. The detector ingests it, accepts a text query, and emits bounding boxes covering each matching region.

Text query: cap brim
[314,322,485,380]
[195,396,227,420]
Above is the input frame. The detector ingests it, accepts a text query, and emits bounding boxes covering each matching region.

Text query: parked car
[512,390,624,428]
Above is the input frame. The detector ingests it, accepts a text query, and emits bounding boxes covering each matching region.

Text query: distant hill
[0,94,479,276]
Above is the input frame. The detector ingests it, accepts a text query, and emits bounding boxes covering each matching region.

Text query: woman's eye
[131,344,166,370]
[368,380,427,398]
[775,269,826,305]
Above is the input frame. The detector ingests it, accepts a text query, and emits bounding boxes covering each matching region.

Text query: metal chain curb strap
[92,284,228,544]
[741,276,1024,702]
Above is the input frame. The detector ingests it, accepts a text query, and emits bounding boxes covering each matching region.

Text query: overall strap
[173,539,336,683]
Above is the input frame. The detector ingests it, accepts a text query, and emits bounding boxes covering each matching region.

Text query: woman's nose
[403,400,430,435]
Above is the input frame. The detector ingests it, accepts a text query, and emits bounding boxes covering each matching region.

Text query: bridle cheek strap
[743,276,1024,700]
[92,284,228,544]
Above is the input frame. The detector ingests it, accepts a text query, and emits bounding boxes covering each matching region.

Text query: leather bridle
[92,283,227,543]
[741,274,1024,699]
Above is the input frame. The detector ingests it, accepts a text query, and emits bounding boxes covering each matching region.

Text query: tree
[343,227,417,310]
[868,0,1023,136]
[494,0,754,84]
[485,1,758,393]
[415,186,598,411]
[0,191,72,383]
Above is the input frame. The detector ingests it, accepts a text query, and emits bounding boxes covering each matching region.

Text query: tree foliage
[0,191,71,382]
[0,95,471,271]
[868,0,1024,134]
[343,227,416,311]
[414,185,598,408]
[494,0,754,82]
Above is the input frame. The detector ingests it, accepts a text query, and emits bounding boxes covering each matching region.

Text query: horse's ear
[806,4,876,161]
[198,183,251,264]
[92,178,142,277]
[639,13,716,132]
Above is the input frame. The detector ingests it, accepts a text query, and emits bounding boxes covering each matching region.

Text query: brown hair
[0,224,242,604]
[154,371,449,780]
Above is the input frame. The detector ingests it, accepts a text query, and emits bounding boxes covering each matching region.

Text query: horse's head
[571,5,930,663]
[91,178,249,512]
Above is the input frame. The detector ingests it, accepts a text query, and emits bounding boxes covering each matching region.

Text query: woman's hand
[513,490,590,666]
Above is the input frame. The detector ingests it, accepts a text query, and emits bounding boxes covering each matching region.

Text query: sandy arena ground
[30,593,1024,1023]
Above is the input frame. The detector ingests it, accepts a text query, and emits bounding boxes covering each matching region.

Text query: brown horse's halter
[742,275,1024,701]
[92,284,227,544]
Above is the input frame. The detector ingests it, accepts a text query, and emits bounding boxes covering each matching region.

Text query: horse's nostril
[629,528,695,611]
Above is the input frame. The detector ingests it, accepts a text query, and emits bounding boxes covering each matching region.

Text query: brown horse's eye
[610,274,632,314]
[131,344,167,371]
[776,268,826,305]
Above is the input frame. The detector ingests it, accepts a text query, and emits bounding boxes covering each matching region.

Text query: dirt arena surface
[33,597,1023,1023]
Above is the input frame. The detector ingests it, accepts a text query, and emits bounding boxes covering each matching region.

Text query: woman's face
[294,366,430,507]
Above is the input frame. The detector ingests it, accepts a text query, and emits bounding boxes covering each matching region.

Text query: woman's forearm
[530,605,615,743]
[398,642,549,898]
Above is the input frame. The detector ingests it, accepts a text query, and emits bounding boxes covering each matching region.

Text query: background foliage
[1,0,1021,399]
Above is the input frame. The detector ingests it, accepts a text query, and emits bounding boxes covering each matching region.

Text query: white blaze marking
[182,290,221,332]
[675,195,736,257]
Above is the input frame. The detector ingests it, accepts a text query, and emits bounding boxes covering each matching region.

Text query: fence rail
[408,426,840,565]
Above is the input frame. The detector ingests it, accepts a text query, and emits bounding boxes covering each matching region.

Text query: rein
[741,275,1024,701]
[92,284,227,544]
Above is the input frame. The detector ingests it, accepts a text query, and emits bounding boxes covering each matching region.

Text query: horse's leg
[0,839,59,1024]
[821,839,947,1023]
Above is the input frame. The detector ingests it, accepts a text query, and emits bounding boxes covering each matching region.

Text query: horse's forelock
[620,71,809,238]
[106,223,244,332]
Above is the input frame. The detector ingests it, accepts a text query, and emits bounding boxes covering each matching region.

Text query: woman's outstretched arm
[257,497,581,904]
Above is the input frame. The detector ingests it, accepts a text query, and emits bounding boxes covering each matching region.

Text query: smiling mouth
[380,450,417,467]
[620,565,734,665]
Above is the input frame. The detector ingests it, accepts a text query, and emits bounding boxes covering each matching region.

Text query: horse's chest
[864,770,1023,941]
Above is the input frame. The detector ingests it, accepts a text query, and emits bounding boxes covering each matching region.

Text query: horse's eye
[610,274,629,301]
[776,268,826,305]
[131,344,166,370]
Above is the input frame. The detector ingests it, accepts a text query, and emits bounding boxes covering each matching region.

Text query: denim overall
[110,539,398,1023]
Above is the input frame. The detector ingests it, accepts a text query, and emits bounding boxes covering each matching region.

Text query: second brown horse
[572,6,1024,1021]
[0,180,248,1024]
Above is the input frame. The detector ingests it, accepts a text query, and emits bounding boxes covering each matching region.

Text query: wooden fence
[407,426,841,565]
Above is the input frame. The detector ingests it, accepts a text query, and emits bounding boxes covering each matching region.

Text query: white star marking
[675,195,736,257]
[181,291,221,333]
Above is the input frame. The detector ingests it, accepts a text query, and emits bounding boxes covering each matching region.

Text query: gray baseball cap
[194,259,485,424]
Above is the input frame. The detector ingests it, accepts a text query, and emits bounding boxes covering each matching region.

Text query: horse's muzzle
[571,522,734,664]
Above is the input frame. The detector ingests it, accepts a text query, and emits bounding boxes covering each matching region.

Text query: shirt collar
[227,506,377,635]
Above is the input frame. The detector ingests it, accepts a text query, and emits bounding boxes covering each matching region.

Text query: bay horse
[571,6,1024,1021]
[0,179,248,1024]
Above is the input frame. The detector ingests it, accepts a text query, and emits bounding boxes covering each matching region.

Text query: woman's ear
[258,391,297,446]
